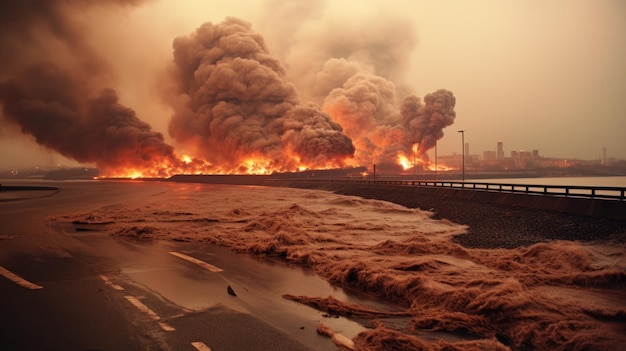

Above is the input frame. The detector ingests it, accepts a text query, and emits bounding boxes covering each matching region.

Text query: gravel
[285,182,626,249]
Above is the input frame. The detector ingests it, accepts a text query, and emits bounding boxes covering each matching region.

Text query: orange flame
[395,151,455,173]
[97,149,456,179]
[96,150,355,179]
[426,163,454,172]
[397,154,413,170]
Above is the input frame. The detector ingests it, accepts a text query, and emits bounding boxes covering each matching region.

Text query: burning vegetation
[0,1,456,177]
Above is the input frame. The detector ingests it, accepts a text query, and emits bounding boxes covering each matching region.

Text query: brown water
[51,182,626,351]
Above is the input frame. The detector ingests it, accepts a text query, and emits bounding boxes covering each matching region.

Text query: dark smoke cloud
[0,64,180,176]
[322,73,404,167]
[259,1,418,104]
[322,71,456,169]
[0,0,144,75]
[259,1,457,170]
[401,89,457,160]
[280,103,356,166]
[0,0,185,176]
[166,17,355,171]
[324,73,400,139]
[2,0,456,175]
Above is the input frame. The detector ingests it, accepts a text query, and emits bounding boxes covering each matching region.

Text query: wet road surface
[0,180,370,350]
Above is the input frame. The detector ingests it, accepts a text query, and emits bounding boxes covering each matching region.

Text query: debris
[316,323,354,350]
[227,285,237,297]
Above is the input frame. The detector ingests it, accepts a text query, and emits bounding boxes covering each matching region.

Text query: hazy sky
[1,0,625,170]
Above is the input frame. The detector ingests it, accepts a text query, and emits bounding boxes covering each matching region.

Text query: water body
[479,175,626,187]
[3,180,625,350]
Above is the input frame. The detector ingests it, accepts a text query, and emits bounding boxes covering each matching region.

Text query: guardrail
[282,178,626,201]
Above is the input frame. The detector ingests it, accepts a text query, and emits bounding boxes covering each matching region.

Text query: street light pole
[435,139,438,180]
[412,142,417,179]
[458,130,465,181]
[434,125,438,180]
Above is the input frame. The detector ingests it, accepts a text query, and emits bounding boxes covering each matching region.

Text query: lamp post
[434,125,439,180]
[458,130,465,181]
[412,141,418,179]
[433,125,439,180]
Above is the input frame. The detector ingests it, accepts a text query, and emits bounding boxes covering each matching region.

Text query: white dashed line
[124,295,175,331]
[332,333,355,350]
[169,252,223,272]
[191,341,212,351]
[125,295,160,320]
[0,266,43,290]
[159,322,176,332]
[99,275,124,290]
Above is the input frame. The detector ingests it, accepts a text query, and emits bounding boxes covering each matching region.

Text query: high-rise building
[497,141,504,159]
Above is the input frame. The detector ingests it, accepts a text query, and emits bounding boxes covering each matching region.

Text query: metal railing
[281,178,626,201]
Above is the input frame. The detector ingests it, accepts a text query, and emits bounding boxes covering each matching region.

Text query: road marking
[169,251,223,272]
[191,341,212,351]
[99,275,124,290]
[332,333,355,350]
[0,266,43,290]
[159,322,176,332]
[124,295,175,331]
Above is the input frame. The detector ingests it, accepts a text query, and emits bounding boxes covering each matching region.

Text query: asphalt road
[0,180,364,351]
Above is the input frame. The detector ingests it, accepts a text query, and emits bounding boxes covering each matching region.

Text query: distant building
[511,150,539,159]
[483,150,496,160]
[497,141,504,159]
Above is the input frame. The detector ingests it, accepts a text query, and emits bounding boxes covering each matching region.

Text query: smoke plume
[166,17,355,172]
[0,0,183,176]
[0,65,181,176]
[1,0,457,176]
[258,1,457,171]
[401,89,457,160]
